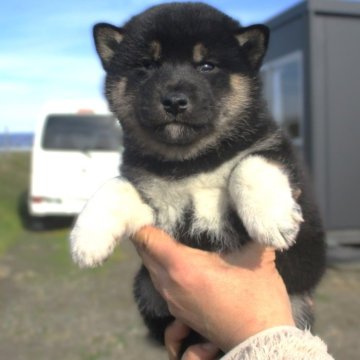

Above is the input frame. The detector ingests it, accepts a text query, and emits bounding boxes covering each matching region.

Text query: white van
[27,100,122,228]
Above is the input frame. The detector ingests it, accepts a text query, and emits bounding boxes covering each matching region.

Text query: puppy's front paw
[69,178,154,267]
[70,217,126,268]
[229,156,304,250]
[247,199,303,250]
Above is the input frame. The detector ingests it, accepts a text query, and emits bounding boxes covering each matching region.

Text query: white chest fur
[136,155,241,238]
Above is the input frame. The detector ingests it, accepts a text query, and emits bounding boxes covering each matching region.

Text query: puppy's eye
[197,62,216,73]
[142,59,159,70]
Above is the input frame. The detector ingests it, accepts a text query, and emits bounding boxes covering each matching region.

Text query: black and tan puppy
[70,1,325,350]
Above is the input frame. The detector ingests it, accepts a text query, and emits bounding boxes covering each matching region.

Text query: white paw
[70,216,126,268]
[245,199,303,250]
[69,177,154,268]
[229,156,304,250]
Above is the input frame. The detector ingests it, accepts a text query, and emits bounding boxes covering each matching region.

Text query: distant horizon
[0,132,34,151]
[1,130,34,134]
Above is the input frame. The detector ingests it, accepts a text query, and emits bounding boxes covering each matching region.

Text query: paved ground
[0,231,359,360]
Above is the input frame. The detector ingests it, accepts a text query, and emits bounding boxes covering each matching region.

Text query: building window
[261,51,304,148]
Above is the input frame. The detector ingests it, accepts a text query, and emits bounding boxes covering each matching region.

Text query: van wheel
[25,215,47,231]
[18,191,47,231]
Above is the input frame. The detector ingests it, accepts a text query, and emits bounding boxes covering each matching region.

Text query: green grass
[0,151,31,254]
[0,152,78,275]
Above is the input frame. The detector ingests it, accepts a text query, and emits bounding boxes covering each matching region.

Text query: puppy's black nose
[162,93,189,115]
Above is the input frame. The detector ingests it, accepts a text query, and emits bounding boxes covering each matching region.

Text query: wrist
[220,311,295,352]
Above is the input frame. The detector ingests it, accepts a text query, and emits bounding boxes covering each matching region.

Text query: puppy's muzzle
[161,92,190,115]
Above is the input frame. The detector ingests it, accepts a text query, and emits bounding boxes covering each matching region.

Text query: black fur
[93,2,326,354]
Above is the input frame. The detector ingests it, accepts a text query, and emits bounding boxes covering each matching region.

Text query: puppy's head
[93,3,269,160]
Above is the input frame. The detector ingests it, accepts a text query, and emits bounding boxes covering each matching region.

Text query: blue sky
[0,0,311,132]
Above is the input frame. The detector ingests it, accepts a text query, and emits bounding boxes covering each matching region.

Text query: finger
[165,320,191,360]
[181,343,219,360]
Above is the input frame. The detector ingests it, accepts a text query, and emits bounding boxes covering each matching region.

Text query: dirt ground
[0,234,167,360]
[0,232,360,360]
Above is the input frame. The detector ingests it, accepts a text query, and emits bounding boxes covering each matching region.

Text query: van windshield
[42,114,122,151]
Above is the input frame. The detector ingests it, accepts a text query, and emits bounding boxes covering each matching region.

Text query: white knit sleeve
[220,326,334,360]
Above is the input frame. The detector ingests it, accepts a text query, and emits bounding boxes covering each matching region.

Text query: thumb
[132,226,183,267]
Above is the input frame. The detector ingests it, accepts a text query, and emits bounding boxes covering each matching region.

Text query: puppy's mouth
[154,121,209,145]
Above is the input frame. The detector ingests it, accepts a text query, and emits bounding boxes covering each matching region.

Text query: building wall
[264,14,307,63]
[263,9,315,167]
[263,9,313,166]
[311,14,360,229]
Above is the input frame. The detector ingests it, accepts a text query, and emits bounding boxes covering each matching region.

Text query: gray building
[261,0,360,234]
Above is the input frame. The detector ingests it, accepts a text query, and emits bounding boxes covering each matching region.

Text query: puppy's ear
[235,25,269,71]
[93,23,124,70]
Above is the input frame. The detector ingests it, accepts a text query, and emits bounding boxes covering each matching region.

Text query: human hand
[132,226,295,353]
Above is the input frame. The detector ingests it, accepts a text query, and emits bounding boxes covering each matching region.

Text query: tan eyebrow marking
[193,43,208,63]
[150,41,162,60]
